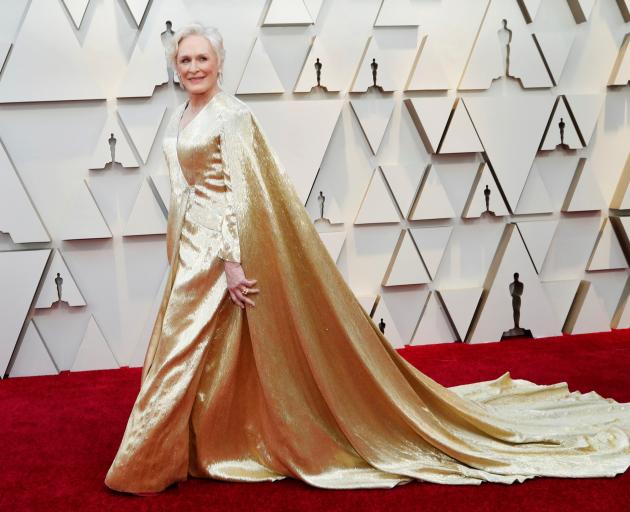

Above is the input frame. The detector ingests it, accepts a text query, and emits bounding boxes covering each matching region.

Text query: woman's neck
[187,86,221,110]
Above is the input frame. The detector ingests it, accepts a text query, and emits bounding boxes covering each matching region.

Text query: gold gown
[104,90,630,494]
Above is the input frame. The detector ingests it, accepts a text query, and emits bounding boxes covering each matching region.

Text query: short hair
[164,22,225,78]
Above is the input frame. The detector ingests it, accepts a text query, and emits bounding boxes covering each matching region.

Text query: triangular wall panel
[0,249,50,376]
[409,226,453,279]
[0,141,49,243]
[437,287,483,341]
[123,178,167,236]
[465,95,556,210]
[248,100,343,203]
[350,97,395,154]
[517,220,558,274]
[411,292,457,345]
[587,218,628,271]
[237,38,285,94]
[36,250,87,308]
[439,99,483,154]
[383,230,431,286]
[405,97,453,153]
[117,102,167,164]
[8,321,58,378]
[410,165,455,220]
[354,168,400,225]
[71,316,119,372]
[0,0,105,102]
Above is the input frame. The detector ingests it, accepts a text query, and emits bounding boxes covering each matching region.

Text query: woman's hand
[223,260,259,309]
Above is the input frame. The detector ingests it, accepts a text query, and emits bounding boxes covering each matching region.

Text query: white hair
[165,23,225,83]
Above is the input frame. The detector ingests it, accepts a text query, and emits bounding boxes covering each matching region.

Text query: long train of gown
[104,91,630,493]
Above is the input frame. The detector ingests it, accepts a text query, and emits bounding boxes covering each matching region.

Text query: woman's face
[175,34,221,95]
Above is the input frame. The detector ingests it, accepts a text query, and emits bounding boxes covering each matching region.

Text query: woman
[105,23,630,495]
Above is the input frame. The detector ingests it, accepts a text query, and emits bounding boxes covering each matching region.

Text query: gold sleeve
[214,110,254,263]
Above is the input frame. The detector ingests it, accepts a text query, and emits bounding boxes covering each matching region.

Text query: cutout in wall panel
[405,35,450,91]
[465,95,557,210]
[587,218,628,271]
[117,27,171,98]
[36,250,87,308]
[409,164,455,220]
[294,37,349,92]
[351,31,420,92]
[516,220,558,274]
[383,230,431,286]
[117,102,168,164]
[540,97,582,150]
[409,226,453,279]
[123,178,167,236]
[437,287,483,342]
[462,163,509,218]
[89,113,140,169]
[8,321,58,378]
[0,249,50,376]
[404,97,454,154]
[237,38,285,94]
[354,168,400,225]
[438,98,483,154]
[312,191,344,225]
[0,0,105,102]
[317,231,347,263]
[381,164,423,218]
[459,1,552,90]
[561,158,605,212]
[470,224,560,343]
[71,316,119,372]
[263,0,313,26]
[411,292,457,345]
[514,162,553,214]
[350,96,395,154]
[248,100,342,203]
[0,141,49,243]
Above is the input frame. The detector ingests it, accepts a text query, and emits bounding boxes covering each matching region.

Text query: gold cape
[105,91,630,493]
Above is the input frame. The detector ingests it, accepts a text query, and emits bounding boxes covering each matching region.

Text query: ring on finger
[240,287,249,295]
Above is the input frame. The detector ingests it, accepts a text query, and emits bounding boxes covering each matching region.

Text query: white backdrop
[0,0,629,378]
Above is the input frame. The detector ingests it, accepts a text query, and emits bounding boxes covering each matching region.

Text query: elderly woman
[105,23,630,495]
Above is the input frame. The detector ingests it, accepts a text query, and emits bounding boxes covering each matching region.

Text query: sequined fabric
[104,91,630,494]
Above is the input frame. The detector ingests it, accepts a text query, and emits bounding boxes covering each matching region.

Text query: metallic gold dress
[104,91,630,494]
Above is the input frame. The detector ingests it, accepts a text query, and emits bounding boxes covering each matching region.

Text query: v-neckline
[175,91,222,189]
[177,91,222,138]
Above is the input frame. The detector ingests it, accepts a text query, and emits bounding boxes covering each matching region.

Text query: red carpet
[2,330,630,512]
